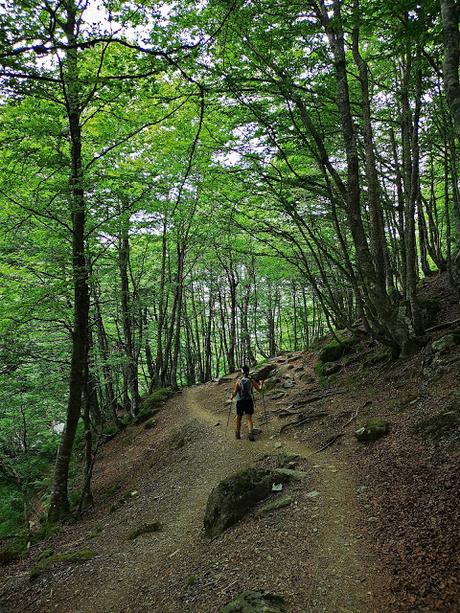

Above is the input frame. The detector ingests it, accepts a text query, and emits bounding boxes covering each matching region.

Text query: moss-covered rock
[252,363,276,381]
[262,376,281,392]
[432,332,460,354]
[323,362,341,376]
[355,418,389,442]
[272,467,307,481]
[319,336,357,363]
[203,467,294,538]
[137,387,171,422]
[276,453,301,468]
[221,590,286,612]
[30,549,96,580]
[319,341,345,362]
[127,521,162,540]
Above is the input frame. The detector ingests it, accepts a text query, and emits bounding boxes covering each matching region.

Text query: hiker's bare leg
[247,415,253,434]
[236,415,242,437]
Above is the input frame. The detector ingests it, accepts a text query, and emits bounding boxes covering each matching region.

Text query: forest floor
[1,274,459,613]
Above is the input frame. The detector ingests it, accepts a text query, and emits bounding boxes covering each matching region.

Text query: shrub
[137,387,171,421]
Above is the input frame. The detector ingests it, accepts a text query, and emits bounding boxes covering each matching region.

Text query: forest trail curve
[1,381,387,613]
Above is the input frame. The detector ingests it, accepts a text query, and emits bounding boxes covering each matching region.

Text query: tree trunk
[119,216,140,416]
[49,2,89,521]
[440,0,460,137]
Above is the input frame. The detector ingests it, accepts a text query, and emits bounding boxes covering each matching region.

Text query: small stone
[274,442,283,449]
[257,495,294,515]
[273,468,307,481]
[306,490,320,498]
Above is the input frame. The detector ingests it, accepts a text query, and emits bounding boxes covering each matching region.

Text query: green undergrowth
[313,360,337,386]
[137,387,171,422]
[319,336,357,363]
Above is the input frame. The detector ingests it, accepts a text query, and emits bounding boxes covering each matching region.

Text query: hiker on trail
[230,365,262,441]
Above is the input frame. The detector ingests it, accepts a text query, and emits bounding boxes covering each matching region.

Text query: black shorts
[236,398,254,416]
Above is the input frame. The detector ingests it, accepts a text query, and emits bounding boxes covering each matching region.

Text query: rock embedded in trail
[256,495,294,516]
[354,418,389,442]
[127,521,162,540]
[203,467,294,538]
[221,589,286,612]
[273,467,308,481]
[276,452,301,468]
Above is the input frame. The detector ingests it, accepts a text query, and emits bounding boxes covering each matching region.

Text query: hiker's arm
[230,379,240,399]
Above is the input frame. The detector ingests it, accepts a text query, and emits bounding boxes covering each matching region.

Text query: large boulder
[252,363,276,381]
[204,467,292,538]
[319,337,357,363]
[221,590,286,613]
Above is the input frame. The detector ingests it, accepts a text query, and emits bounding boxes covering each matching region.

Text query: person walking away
[230,365,261,441]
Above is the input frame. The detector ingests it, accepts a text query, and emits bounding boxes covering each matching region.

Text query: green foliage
[0,487,24,539]
[137,388,171,421]
[36,549,54,563]
[314,360,326,378]
[319,337,356,363]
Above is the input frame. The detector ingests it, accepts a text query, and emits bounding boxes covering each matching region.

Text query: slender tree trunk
[119,216,140,415]
[49,2,89,521]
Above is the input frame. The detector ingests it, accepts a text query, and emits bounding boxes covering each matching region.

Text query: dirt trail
[1,383,387,613]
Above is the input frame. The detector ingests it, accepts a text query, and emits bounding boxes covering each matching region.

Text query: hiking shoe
[248,432,255,442]
[235,432,241,440]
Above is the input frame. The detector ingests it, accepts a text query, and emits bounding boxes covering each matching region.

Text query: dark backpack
[239,376,252,400]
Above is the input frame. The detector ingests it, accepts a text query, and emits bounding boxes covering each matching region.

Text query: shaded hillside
[1,275,459,612]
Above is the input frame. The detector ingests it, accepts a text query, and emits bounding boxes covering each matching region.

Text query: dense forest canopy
[0,0,459,530]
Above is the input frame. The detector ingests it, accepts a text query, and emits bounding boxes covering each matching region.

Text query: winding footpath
[1,383,386,612]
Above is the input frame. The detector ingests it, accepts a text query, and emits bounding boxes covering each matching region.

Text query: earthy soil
[0,371,387,612]
[1,274,459,612]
